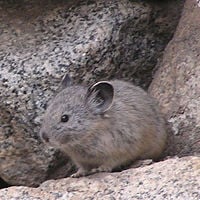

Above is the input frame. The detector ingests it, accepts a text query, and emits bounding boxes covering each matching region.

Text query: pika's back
[108,80,163,128]
[110,80,154,110]
[106,80,167,158]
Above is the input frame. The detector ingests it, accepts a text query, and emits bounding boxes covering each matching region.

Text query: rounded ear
[60,74,72,89]
[85,81,114,114]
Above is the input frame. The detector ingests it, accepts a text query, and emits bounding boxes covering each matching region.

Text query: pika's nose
[40,131,49,143]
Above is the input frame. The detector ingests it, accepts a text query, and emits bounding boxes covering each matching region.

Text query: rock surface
[0,0,183,186]
[0,156,199,200]
[149,0,200,157]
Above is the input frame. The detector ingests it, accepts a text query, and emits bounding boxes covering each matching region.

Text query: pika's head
[39,75,114,149]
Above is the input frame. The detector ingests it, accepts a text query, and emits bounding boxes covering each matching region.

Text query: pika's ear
[85,81,114,114]
[61,74,72,89]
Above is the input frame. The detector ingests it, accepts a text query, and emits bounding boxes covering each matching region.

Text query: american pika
[40,75,167,178]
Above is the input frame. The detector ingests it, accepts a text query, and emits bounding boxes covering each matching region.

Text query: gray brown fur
[40,78,167,177]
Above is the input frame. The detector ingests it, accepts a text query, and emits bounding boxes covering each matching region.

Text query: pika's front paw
[70,168,91,178]
[71,165,113,178]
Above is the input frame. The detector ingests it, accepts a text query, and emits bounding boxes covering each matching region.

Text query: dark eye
[61,114,69,122]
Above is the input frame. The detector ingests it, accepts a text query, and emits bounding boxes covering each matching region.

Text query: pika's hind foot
[91,165,112,174]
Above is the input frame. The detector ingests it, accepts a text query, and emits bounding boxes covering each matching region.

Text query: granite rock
[0,0,183,186]
[0,156,199,200]
[149,0,200,157]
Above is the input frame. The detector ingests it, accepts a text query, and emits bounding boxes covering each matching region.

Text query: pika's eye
[61,114,69,122]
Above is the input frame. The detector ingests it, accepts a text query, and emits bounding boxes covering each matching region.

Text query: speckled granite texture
[149,0,200,157]
[0,0,183,186]
[0,156,199,200]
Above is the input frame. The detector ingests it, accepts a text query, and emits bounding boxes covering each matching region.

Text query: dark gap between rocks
[0,177,11,189]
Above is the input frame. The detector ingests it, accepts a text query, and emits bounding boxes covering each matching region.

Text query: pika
[40,75,167,178]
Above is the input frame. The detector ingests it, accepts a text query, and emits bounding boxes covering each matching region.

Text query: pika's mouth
[59,134,72,145]
[40,131,50,144]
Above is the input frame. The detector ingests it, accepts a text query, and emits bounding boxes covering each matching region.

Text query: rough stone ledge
[0,156,199,200]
